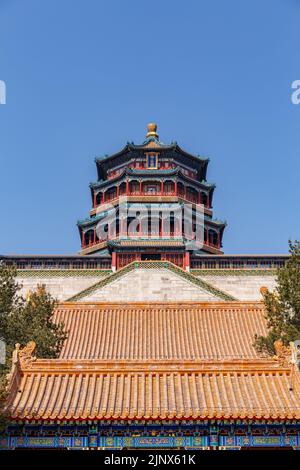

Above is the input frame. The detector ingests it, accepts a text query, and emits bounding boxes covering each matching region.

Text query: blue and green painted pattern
[2,429,300,449]
[191,269,277,277]
[16,269,111,278]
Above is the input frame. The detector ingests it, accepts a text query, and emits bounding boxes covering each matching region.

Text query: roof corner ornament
[26,289,33,303]
[15,341,37,369]
[289,340,300,391]
[259,286,268,297]
[146,123,159,139]
[273,340,300,391]
[273,339,291,366]
[290,340,300,369]
[5,342,37,398]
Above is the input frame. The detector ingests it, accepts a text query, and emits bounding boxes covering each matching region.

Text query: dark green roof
[90,167,215,190]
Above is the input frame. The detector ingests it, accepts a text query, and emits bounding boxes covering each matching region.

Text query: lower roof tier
[9,367,300,421]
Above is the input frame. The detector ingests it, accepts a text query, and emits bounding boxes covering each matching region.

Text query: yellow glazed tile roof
[10,369,300,421]
[54,302,267,360]
[6,302,300,422]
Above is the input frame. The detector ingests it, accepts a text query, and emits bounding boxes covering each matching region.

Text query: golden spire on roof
[146,123,159,139]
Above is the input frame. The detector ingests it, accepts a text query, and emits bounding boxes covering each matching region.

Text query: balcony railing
[94,191,211,209]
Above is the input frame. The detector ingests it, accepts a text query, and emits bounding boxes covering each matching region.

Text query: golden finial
[146,123,159,139]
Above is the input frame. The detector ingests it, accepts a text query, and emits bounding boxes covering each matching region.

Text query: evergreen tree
[255,240,300,354]
[0,263,67,407]
[0,264,21,341]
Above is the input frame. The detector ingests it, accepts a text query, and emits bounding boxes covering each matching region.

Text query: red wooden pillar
[184,186,187,201]
[126,180,129,195]
[112,251,117,272]
[174,180,177,196]
[184,251,190,272]
[139,180,142,195]
[93,229,96,245]
[93,192,97,208]
[161,180,164,195]
[82,231,85,248]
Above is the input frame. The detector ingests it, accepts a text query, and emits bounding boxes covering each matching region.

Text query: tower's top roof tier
[95,123,209,181]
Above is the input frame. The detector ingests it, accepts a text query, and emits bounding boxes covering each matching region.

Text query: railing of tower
[2,255,288,271]
[3,258,112,271]
[92,192,211,209]
[190,257,287,270]
[81,235,221,251]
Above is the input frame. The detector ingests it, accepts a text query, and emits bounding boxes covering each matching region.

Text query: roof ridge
[65,261,237,302]
[21,359,285,373]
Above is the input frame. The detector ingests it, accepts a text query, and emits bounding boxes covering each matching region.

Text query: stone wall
[196,274,276,301]
[16,269,277,302]
[16,275,104,301]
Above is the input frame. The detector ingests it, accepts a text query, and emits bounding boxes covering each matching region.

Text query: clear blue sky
[0,0,299,255]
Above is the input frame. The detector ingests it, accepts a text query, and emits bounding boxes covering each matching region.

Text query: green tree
[5,286,66,359]
[0,264,22,341]
[0,263,67,409]
[254,240,300,355]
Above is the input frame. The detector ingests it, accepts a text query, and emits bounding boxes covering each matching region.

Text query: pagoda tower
[77,124,226,271]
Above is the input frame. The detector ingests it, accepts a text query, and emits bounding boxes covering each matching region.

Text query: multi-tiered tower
[3,124,299,452]
[78,124,226,271]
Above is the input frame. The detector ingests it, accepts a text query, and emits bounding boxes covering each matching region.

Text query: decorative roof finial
[146,123,159,139]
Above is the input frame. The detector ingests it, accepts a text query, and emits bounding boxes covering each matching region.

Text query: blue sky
[0,0,299,254]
